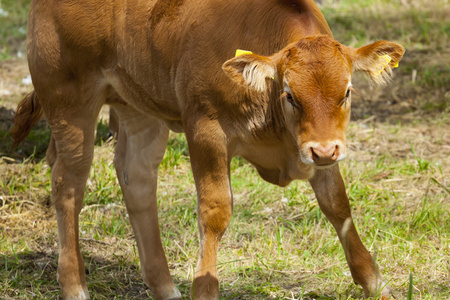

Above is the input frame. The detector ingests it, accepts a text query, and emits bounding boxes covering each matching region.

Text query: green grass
[323,0,449,49]
[0,0,29,59]
[1,0,450,299]
[2,122,449,298]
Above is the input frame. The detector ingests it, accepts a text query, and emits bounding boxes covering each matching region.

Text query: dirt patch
[0,59,30,107]
[0,107,16,132]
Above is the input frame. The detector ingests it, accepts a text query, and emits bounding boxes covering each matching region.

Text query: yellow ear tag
[235,49,253,57]
[234,49,275,80]
[379,54,391,73]
[379,54,398,73]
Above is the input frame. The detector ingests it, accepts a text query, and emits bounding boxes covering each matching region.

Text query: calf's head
[223,35,404,168]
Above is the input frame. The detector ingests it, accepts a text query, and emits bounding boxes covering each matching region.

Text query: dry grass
[1,0,449,299]
[2,117,449,298]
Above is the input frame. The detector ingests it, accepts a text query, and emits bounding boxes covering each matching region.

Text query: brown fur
[12,0,404,299]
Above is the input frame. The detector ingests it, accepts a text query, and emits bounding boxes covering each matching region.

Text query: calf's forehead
[282,39,352,99]
[285,60,351,100]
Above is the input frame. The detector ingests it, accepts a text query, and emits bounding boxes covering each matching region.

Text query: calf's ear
[222,54,275,92]
[346,41,405,85]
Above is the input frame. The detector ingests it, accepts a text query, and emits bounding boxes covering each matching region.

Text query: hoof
[379,282,394,299]
[64,289,90,300]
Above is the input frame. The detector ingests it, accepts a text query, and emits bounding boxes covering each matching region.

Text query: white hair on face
[284,84,292,94]
[242,61,275,92]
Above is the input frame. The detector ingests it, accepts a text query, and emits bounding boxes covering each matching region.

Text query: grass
[324,1,449,50]
[0,0,29,59]
[1,120,449,299]
[1,0,449,299]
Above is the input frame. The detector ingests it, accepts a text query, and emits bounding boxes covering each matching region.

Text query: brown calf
[12,0,404,299]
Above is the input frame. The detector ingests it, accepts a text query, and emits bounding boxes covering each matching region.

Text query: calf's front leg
[186,120,233,300]
[309,165,391,299]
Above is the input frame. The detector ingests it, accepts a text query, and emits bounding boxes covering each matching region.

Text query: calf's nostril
[332,145,339,160]
[311,148,320,162]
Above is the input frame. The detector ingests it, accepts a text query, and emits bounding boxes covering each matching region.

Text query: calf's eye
[286,93,295,105]
[286,92,300,108]
[345,89,350,98]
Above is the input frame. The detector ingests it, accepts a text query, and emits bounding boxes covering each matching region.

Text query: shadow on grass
[1,246,350,299]
[2,249,327,299]
[0,106,50,160]
[1,249,165,299]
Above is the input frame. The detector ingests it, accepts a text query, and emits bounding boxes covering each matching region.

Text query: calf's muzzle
[301,141,346,167]
[311,143,339,165]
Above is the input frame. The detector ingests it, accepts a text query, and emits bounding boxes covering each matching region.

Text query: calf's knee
[198,195,232,237]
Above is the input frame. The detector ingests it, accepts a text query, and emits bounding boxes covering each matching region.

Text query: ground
[0,0,449,299]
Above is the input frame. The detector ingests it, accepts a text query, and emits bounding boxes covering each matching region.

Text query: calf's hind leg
[309,165,391,299]
[113,108,181,300]
[45,104,102,300]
